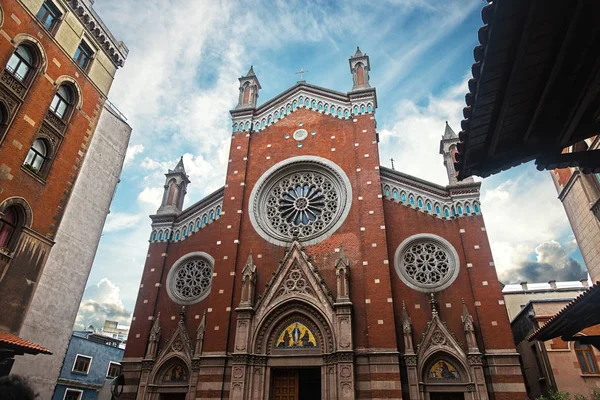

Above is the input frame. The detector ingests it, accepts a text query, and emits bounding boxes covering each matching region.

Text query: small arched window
[7,45,35,82]
[254,123,259,131]
[245,122,250,130]
[435,206,441,214]
[274,111,279,120]
[338,109,342,117]
[393,190,398,199]
[287,105,291,113]
[24,139,47,172]
[331,106,336,115]
[324,105,329,113]
[368,104,373,113]
[203,215,207,224]
[182,227,187,237]
[444,208,450,217]
[0,206,23,251]
[158,231,163,241]
[474,203,480,213]
[426,202,432,211]
[280,108,285,117]
[261,120,266,128]
[318,103,323,111]
[345,110,349,118]
[209,211,214,221]
[409,196,415,205]
[196,219,201,228]
[457,205,463,215]
[311,100,316,110]
[216,207,221,216]
[385,187,390,197]
[361,105,365,114]
[233,123,238,132]
[304,98,309,106]
[268,116,273,124]
[293,100,298,110]
[418,199,423,208]
[151,231,157,241]
[50,85,73,119]
[353,106,358,115]
[175,231,180,240]
[401,193,407,202]
[189,223,193,233]
[466,205,471,214]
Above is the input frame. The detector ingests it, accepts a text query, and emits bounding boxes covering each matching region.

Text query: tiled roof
[528,281,600,342]
[0,332,52,355]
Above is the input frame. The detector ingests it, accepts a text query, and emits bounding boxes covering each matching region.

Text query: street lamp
[110,374,125,399]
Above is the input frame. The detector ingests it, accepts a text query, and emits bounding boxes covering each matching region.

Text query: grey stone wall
[11,102,131,399]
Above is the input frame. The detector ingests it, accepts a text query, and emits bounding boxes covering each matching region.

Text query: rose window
[167,253,214,305]
[250,157,351,246]
[394,234,459,293]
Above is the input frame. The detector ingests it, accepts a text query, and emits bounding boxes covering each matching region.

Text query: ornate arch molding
[0,197,33,227]
[11,34,48,74]
[149,354,191,385]
[418,350,472,384]
[54,75,84,110]
[253,300,335,355]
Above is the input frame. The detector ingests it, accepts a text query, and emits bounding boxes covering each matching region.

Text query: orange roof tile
[0,332,52,355]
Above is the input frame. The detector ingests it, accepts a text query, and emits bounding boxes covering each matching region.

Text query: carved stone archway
[230,242,355,399]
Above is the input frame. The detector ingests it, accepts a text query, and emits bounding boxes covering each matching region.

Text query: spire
[400,301,414,353]
[179,306,187,326]
[246,249,253,267]
[335,243,349,268]
[156,156,190,215]
[429,293,439,317]
[349,46,371,91]
[443,121,458,139]
[236,66,261,109]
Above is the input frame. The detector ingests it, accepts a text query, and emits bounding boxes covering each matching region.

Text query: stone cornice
[64,0,128,67]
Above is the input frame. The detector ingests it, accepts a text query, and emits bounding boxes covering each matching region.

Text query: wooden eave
[455,0,600,180]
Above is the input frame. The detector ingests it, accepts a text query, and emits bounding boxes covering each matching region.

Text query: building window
[166,252,214,305]
[74,41,93,71]
[248,157,352,246]
[0,206,22,251]
[575,341,599,374]
[64,389,83,400]
[72,355,92,374]
[394,233,460,293]
[24,139,48,173]
[50,85,73,119]
[435,206,441,214]
[6,45,34,82]
[36,0,62,32]
[107,362,121,378]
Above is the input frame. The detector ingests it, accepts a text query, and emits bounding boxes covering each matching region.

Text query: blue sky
[75,0,586,329]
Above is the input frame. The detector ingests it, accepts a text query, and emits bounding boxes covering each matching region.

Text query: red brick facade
[0,0,109,335]
[123,56,526,400]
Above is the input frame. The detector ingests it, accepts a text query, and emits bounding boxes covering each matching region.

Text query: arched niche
[419,352,475,399]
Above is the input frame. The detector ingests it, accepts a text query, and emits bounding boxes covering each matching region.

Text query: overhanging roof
[455,0,600,180]
[0,332,52,356]
[528,281,600,342]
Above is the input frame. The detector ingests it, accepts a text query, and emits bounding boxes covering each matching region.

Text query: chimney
[520,281,528,290]
[548,280,557,289]
[580,279,589,288]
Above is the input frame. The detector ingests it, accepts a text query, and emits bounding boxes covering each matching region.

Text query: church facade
[122,49,526,400]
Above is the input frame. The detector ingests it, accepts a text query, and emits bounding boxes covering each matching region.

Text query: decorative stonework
[394,234,460,293]
[166,252,214,305]
[249,156,352,246]
[277,263,315,298]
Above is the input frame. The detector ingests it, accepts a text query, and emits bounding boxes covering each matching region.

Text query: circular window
[293,129,308,141]
[249,156,352,246]
[394,234,459,293]
[166,252,214,305]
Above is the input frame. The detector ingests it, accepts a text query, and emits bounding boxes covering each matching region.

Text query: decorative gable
[156,308,194,362]
[416,301,466,366]
[254,241,335,325]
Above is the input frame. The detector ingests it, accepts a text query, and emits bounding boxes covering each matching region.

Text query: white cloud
[103,212,143,233]
[124,144,144,166]
[75,278,132,330]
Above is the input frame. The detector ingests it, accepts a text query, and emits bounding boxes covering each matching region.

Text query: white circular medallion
[293,129,308,141]
[166,252,215,305]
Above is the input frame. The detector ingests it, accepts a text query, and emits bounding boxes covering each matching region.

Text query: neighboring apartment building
[53,330,124,400]
[503,280,590,322]
[511,299,600,398]
[550,135,600,282]
[99,320,129,343]
[0,0,129,396]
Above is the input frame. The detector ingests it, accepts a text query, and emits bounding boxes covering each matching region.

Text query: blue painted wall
[52,331,124,400]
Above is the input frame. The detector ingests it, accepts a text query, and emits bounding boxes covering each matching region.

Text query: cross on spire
[390,158,395,170]
[295,68,308,82]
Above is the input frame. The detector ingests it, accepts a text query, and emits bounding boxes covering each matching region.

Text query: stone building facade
[122,50,526,400]
[0,0,127,393]
[550,135,600,282]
